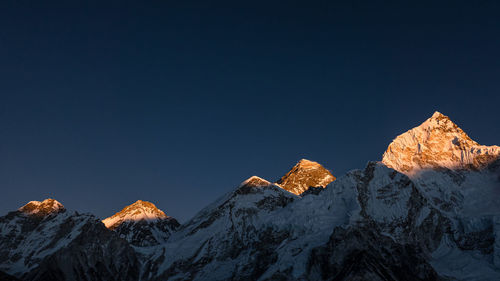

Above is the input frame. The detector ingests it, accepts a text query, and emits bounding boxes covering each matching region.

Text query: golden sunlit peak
[19,198,65,216]
[431,111,446,119]
[297,159,322,168]
[382,111,500,173]
[239,176,271,188]
[423,111,457,131]
[102,200,168,229]
[276,159,335,195]
[129,200,157,208]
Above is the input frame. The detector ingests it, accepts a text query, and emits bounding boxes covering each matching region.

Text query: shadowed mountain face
[145,175,298,281]
[276,159,336,195]
[1,112,500,281]
[0,200,140,281]
[0,270,20,281]
[308,226,442,281]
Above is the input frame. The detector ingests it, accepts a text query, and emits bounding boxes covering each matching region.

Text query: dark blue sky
[1,1,499,221]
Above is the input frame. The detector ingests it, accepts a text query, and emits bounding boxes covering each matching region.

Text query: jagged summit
[382,111,500,173]
[18,198,65,216]
[420,111,474,141]
[103,200,170,230]
[276,159,335,195]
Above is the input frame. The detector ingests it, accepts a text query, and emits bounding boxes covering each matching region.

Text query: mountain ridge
[2,111,499,281]
[18,199,65,217]
[0,200,140,280]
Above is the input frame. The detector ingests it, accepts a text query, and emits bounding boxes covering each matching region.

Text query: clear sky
[1,1,499,221]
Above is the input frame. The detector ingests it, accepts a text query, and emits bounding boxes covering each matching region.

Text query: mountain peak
[382,112,500,173]
[276,159,335,195]
[102,200,169,230]
[239,176,272,188]
[431,111,446,119]
[18,198,65,216]
[128,200,157,208]
[297,159,321,168]
[419,111,471,138]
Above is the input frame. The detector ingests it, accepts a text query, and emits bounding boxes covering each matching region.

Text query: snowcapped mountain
[17,199,64,217]
[381,112,500,280]
[146,162,445,280]
[103,200,179,247]
[382,111,500,173]
[283,162,443,280]
[0,199,140,281]
[146,176,298,280]
[145,112,499,280]
[276,159,336,195]
[2,111,499,281]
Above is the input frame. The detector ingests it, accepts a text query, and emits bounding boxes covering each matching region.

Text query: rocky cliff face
[307,226,442,281]
[276,159,336,195]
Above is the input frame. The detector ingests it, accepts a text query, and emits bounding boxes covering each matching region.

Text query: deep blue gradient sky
[1,1,499,221]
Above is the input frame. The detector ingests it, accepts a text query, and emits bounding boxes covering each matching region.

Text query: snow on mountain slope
[400,159,500,280]
[148,176,299,281]
[257,162,446,280]
[0,201,87,275]
[103,200,179,247]
[276,159,335,195]
[145,113,500,280]
[382,111,500,174]
[381,112,500,280]
[262,159,498,280]
[146,164,447,280]
[0,199,140,281]
[2,112,499,281]
[381,113,500,220]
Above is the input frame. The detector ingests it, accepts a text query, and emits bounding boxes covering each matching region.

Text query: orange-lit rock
[276,159,335,195]
[18,198,65,217]
[382,111,500,174]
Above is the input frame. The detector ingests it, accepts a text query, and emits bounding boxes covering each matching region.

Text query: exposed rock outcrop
[276,159,335,195]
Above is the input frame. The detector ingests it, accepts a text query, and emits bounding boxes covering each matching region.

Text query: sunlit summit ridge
[382,111,500,174]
